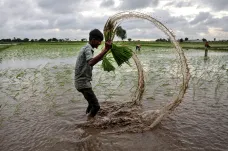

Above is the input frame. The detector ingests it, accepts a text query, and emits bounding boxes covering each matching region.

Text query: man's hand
[88,40,112,66]
[104,40,112,51]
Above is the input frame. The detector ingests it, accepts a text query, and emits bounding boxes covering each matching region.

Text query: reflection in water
[0,49,228,150]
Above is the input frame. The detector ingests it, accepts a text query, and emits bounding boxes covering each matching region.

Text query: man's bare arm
[88,41,112,66]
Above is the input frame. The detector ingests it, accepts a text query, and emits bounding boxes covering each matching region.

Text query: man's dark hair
[89,29,104,41]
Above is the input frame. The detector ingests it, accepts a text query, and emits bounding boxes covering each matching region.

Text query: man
[204,41,211,58]
[135,44,141,51]
[205,41,211,48]
[75,29,112,118]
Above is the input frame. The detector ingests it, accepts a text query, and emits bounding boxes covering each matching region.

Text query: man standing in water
[75,29,112,118]
[204,41,211,58]
[135,44,141,51]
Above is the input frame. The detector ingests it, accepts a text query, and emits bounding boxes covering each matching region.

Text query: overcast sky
[0,0,228,41]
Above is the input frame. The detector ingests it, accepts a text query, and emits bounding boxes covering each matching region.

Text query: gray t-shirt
[75,43,94,90]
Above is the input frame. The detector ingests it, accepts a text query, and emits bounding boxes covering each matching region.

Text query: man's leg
[80,88,100,117]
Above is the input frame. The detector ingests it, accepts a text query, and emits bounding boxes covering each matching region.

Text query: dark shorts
[78,88,100,117]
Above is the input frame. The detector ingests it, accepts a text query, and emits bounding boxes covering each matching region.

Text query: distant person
[75,29,112,118]
[205,41,211,48]
[136,44,141,51]
[204,41,210,58]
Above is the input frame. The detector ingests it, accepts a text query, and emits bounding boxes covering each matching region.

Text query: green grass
[0,45,12,52]
[0,43,85,60]
[118,41,228,50]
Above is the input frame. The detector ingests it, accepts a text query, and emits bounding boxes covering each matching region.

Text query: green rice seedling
[102,54,115,72]
[102,16,133,71]
[16,71,25,79]
[101,43,132,71]
[111,44,132,66]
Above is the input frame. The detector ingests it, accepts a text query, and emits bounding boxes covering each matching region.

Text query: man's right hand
[89,40,113,66]
[105,40,112,51]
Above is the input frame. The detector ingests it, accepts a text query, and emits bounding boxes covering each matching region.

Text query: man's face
[91,39,102,49]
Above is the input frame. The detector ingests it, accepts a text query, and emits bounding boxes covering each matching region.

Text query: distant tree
[185,37,188,41]
[31,39,34,42]
[12,37,16,42]
[38,38,46,42]
[52,38,58,42]
[128,38,132,41]
[15,38,22,42]
[156,38,168,42]
[214,38,216,41]
[202,38,207,42]
[0,39,11,42]
[11,37,22,42]
[179,38,184,42]
[23,38,29,42]
[116,26,127,41]
[81,38,87,42]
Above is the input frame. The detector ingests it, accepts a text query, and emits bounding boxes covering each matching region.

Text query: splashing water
[78,11,190,132]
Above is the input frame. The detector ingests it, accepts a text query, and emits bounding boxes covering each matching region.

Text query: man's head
[89,29,104,49]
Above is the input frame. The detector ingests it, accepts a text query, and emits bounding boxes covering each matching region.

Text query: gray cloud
[37,0,83,14]
[189,12,228,32]
[118,0,159,10]
[15,20,50,30]
[0,0,34,18]
[190,12,211,25]
[1,0,228,40]
[175,1,193,7]
[111,10,191,40]
[165,1,193,8]
[166,0,228,11]
[100,0,115,7]
[205,16,228,32]
[197,0,228,11]
[53,15,81,29]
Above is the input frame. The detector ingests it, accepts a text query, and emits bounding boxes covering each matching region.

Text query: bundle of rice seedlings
[111,44,132,66]
[102,19,133,71]
[101,42,132,71]
[102,55,115,72]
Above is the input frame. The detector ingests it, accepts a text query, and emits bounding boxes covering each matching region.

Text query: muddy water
[0,47,228,151]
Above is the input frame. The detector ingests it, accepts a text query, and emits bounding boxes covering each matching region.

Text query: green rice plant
[101,43,132,71]
[111,44,132,66]
[102,54,115,72]
[102,17,133,72]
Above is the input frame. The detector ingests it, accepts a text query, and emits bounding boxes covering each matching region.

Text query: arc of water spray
[103,11,190,129]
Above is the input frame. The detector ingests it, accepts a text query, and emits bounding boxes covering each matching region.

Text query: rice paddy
[0,42,228,150]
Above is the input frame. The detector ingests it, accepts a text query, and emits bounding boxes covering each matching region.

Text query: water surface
[0,47,228,151]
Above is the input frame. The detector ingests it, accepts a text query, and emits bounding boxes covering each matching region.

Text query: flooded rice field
[0,45,228,151]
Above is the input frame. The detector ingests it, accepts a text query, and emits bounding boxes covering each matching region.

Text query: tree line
[0,37,72,42]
